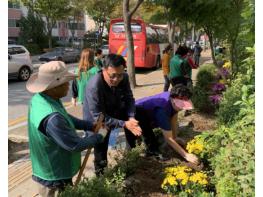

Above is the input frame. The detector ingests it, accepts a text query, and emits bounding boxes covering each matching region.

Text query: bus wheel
[154,56,161,69]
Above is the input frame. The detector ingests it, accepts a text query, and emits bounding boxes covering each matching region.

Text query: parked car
[101,44,109,57]
[39,47,80,63]
[8,45,33,81]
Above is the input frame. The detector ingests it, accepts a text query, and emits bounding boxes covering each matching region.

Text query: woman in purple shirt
[135,84,199,164]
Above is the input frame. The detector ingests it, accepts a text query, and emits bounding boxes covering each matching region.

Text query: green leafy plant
[199,90,254,197]
[195,64,217,89]
[59,176,123,197]
[192,63,218,113]
[108,145,144,177]
[60,146,143,196]
[217,46,254,125]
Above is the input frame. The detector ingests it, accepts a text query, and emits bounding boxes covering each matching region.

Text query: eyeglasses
[106,70,124,80]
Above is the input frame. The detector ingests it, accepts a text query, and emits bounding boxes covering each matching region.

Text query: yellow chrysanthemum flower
[167,176,178,186]
[162,175,178,188]
[223,61,231,69]
[189,172,208,185]
[185,189,192,194]
[219,79,226,84]
[186,138,204,154]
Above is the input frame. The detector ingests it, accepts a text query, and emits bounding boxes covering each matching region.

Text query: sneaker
[145,151,169,161]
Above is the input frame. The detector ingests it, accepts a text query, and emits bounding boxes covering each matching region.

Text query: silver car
[8,45,33,81]
[39,47,80,63]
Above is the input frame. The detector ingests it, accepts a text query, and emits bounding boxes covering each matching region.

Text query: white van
[8,45,33,81]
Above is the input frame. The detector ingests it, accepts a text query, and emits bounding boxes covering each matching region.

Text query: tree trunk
[69,18,76,47]
[168,21,175,45]
[98,20,105,47]
[123,0,143,89]
[230,38,238,79]
[123,13,136,88]
[48,29,52,49]
[191,25,195,42]
[46,18,53,49]
[204,27,217,66]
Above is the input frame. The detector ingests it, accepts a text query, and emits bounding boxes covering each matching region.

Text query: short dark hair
[170,84,192,99]
[175,45,188,56]
[95,49,102,56]
[103,54,126,68]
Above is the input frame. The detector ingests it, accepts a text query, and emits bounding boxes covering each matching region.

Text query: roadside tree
[123,0,144,88]
[67,0,86,47]
[22,0,71,49]
[18,9,48,54]
[85,0,121,47]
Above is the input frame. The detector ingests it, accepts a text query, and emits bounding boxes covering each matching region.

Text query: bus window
[112,22,142,33]
[155,28,168,43]
[146,27,159,44]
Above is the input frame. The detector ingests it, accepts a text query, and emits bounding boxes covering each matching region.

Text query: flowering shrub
[209,94,222,105]
[208,61,231,107]
[211,83,226,93]
[192,63,218,113]
[161,165,213,196]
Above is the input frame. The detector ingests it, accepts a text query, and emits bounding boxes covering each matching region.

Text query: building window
[8,0,20,9]
[78,23,85,30]
[67,23,85,30]
[8,19,20,28]
[53,22,57,28]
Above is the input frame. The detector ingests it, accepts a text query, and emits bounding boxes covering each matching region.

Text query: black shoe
[145,151,169,161]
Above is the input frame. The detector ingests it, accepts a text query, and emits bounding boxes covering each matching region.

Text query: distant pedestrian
[161,45,173,91]
[71,48,100,106]
[26,61,107,197]
[193,41,203,66]
[95,48,103,68]
[169,45,192,87]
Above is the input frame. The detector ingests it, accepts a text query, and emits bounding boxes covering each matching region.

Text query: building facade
[8,0,92,45]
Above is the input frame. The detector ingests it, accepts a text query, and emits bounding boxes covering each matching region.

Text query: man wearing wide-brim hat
[26,61,107,197]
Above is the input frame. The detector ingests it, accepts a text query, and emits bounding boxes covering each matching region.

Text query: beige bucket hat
[26,61,76,93]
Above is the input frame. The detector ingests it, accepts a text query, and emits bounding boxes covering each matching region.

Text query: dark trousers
[163,75,170,92]
[194,55,200,66]
[170,76,188,86]
[94,107,159,176]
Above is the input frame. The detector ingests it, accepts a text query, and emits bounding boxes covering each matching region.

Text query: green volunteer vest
[94,58,103,68]
[169,55,192,79]
[75,66,100,103]
[169,54,183,79]
[28,93,81,181]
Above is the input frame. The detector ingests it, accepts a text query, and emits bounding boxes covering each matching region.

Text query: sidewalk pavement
[8,50,212,197]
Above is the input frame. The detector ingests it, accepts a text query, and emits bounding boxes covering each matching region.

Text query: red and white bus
[109,18,175,69]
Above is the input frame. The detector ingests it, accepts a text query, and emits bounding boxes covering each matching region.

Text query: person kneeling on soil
[26,61,108,197]
[135,84,199,164]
